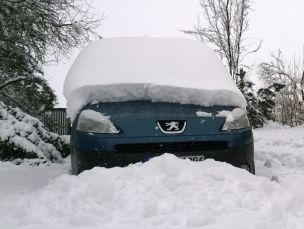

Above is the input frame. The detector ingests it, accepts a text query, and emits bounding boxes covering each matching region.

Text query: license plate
[181,155,205,161]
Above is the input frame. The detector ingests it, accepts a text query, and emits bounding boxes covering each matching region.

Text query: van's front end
[70,101,254,175]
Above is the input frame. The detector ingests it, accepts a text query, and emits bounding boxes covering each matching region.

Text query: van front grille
[114,141,228,154]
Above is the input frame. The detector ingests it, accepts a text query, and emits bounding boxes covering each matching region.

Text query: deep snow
[0,123,304,229]
[64,38,246,121]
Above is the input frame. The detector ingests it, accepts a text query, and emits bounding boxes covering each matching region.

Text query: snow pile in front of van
[2,122,304,228]
[64,37,246,121]
[1,154,299,229]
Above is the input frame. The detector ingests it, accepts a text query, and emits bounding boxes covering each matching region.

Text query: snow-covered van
[64,37,254,175]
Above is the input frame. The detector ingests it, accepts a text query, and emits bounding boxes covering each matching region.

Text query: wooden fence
[42,108,70,135]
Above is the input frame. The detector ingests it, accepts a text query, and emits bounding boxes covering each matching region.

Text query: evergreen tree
[0,0,102,113]
[237,68,285,128]
[0,75,57,115]
[237,69,263,127]
[0,102,70,163]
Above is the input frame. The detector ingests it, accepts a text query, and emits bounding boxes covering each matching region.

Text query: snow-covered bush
[237,68,285,128]
[0,102,70,163]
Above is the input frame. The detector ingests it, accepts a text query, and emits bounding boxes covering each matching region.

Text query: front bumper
[71,141,254,175]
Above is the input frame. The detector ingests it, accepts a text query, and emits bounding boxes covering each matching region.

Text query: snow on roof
[64,37,246,120]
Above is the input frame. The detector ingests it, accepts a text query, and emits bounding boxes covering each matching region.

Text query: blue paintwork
[71,101,253,152]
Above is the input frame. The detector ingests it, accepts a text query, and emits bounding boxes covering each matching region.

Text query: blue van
[70,101,254,175]
[65,38,254,175]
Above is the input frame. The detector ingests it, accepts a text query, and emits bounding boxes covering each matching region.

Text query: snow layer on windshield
[64,37,246,121]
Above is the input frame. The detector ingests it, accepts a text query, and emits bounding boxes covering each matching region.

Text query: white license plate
[181,155,205,161]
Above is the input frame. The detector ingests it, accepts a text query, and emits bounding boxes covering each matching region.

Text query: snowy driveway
[1,123,304,229]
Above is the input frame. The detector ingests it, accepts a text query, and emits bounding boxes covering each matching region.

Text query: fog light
[241,164,250,172]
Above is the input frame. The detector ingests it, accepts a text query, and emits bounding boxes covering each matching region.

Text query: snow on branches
[0,102,70,164]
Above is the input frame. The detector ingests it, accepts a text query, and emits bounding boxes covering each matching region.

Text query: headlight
[77,109,119,134]
[217,108,250,131]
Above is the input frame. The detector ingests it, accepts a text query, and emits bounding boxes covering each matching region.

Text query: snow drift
[64,37,246,121]
[0,155,291,229]
[254,122,304,170]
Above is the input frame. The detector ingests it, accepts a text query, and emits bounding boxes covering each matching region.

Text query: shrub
[0,102,70,163]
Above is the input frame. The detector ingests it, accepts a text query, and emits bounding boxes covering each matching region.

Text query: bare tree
[259,50,304,126]
[183,0,261,82]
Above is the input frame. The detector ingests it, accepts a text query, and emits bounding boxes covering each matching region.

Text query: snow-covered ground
[0,123,304,229]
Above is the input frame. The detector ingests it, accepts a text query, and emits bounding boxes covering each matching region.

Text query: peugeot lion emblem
[157,120,187,134]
